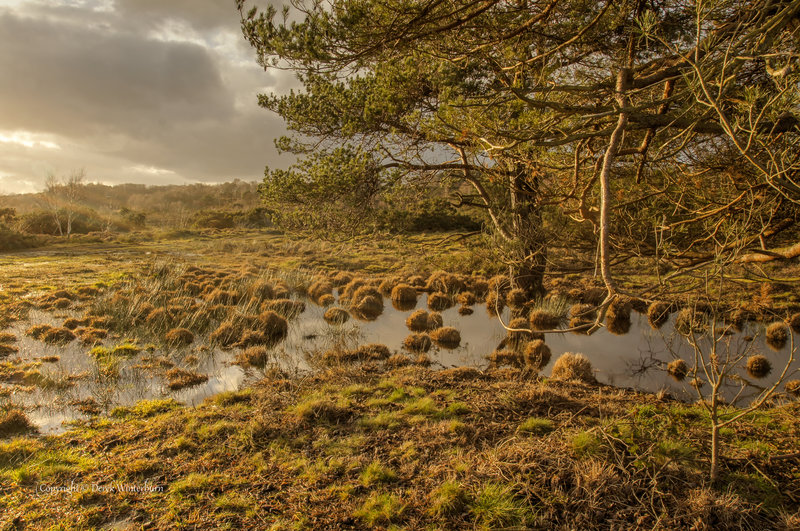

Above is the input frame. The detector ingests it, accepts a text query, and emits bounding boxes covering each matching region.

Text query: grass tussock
[234,346,269,369]
[551,353,595,383]
[403,333,432,353]
[506,288,528,308]
[427,292,454,311]
[430,327,461,349]
[391,284,417,303]
[523,340,551,371]
[166,367,209,390]
[667,359,689,381]
[0,409,36,438]
[323,307,350,325]
[165,328,194,347]
[647,301,671,329]
[746,355,772,379]
[765,322,789,350]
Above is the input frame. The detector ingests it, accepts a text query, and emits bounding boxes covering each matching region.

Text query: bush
[0,223,41,251]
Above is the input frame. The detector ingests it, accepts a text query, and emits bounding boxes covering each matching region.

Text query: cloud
[0,0,293,193]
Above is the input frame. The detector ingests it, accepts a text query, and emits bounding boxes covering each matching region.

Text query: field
[0,229,799,530]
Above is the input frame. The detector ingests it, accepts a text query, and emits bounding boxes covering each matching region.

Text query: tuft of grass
[518,417,555,436]
[0,409,36,438]
[470,482,530,529]
[429,480,470,517]
[571,431,601,458]
[111,399,180,419]
[360,460,397,486]
[354,492,406,526]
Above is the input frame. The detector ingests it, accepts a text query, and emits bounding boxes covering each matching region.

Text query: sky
[0,0,293,194]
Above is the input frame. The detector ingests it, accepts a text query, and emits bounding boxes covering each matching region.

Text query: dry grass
[165,367,209,390]
[605,299,632,336]
[427,292,454,311]
[403,333,432,353]
[430,327,461,349]
[165,328,195,347]
[667,359,688,381]
[391,284,417,303]
[551,353,595,383]
[406,310,431,332]
[789,313,800,334]
[765,322,789,350]
[523,340,551,371]
[746,355,772,379]
[506,289,527,308]
[647,302,671,329]
[234,346,269,369]
[0,409,35,437]
[324,307,350,325]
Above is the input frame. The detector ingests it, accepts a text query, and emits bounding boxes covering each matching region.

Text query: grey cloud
[0,0,294,192]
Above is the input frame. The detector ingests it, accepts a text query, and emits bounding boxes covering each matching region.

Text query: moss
[551,353,595,383]
[111,399,180,419]
[111,342,141,356]
[571,431,601,457]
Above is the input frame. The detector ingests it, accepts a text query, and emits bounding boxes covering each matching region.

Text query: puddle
[3,294,798,434]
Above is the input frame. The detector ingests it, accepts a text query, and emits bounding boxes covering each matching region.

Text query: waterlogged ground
[4,277,798,434]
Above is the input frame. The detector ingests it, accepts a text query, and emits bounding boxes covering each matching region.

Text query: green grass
[354,492,406,526]
[518,417,555,435]
[429,480,469,517]
[360,461,397,487]
[470,482,531,529]
[571,431,601,458]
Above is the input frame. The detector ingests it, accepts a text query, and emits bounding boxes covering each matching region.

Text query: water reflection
[5,295,798,433]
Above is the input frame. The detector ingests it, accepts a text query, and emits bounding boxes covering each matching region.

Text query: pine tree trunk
[509,162,546,298]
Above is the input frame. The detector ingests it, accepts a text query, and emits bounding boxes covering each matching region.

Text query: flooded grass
[0,233,798,528]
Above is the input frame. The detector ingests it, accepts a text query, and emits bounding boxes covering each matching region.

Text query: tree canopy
[239,0,800,299]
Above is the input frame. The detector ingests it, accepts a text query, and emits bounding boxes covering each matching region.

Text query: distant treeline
[0,179,484,251]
